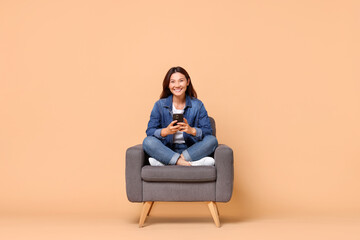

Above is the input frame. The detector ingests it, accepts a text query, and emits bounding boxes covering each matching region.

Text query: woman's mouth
[173,88,182,93]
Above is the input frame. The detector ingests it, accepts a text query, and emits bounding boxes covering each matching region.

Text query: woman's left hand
[178,118,196,136]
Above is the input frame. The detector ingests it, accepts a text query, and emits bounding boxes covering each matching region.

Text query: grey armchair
[125,117,234,227]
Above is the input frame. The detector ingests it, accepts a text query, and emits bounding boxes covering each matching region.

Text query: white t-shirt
[172,104,185,144]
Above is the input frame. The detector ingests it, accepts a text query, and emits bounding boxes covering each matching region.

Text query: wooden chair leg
[139,201,153,227]
[147,201,154,216]
[208,201,220,227]
[216,202,220,217]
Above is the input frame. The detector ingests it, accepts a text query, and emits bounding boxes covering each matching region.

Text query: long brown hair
[160,66,197,99]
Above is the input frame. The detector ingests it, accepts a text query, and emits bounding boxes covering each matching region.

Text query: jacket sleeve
[185,102,213,142]
[145,101,165,139]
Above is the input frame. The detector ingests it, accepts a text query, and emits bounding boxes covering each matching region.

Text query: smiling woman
[143,66,218,166]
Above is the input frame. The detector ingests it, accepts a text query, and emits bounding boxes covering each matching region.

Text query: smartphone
[173,113,183,125]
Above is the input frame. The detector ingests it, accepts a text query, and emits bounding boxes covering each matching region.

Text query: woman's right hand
[161,120,180,137]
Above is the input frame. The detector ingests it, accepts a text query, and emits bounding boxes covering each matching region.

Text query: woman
[143,66,218,166]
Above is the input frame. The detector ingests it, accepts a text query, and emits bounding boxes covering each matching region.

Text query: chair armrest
[126,144,146,202]
[214,144,234,202]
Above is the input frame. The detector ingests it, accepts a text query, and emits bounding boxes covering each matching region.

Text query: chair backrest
[209,116,216,137]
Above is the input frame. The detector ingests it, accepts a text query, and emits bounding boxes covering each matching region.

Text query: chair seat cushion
[141,165,216,182]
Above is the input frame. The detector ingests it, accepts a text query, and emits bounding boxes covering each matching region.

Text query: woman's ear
[187,78,190,86]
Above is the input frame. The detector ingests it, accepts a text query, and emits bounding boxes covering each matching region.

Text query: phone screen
[173,114,183,125]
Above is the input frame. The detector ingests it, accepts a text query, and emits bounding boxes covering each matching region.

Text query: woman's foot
[149,157,165,166]
[189,157,215,166]
[176,154,191,166]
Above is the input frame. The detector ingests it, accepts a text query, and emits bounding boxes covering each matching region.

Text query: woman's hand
[178,118,196,136]
[161,120,181,137]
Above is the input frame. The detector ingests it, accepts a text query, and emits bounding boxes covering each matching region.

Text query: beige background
[1,0,360,221]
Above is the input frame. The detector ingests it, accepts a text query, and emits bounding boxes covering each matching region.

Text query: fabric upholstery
[214,144,234,202]
[209,117,216,137]
[143,181,216,202]
[125,144,145,202]
[141,165,216,182]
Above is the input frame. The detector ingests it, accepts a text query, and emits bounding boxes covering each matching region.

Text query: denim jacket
[146,94,213,147]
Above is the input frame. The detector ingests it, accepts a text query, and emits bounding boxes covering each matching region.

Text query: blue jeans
[143,135,218,165]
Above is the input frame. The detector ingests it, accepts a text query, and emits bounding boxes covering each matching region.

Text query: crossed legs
[143,135,218,165]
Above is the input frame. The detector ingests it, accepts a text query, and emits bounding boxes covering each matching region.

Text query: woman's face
[169,72,189,98]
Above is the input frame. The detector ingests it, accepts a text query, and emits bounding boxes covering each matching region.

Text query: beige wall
[1,0,359,218]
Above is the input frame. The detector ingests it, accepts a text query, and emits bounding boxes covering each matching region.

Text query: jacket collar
[164,94,192,109]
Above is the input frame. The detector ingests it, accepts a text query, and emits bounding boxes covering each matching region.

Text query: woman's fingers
[176,122,188,132]
[168,120,178,133]
[177,122,187,129]
[170,125,180,132]
[170,120,190,133]
[169,120,177,126]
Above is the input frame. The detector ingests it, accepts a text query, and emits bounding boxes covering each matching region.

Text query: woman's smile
[173,88,183,93]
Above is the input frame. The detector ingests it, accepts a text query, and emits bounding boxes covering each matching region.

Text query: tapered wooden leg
[139,201,153,227]
[147,201,154,216]
[208,201,220,227]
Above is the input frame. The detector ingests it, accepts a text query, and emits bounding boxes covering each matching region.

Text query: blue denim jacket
[146,94,213,147]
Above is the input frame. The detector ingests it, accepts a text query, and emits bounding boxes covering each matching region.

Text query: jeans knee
[206,135,218,149]
[142,136,156,152]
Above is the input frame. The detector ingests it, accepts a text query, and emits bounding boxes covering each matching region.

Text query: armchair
[125,117,234,227]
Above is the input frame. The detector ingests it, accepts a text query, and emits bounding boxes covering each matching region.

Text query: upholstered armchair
[125,117,234,227]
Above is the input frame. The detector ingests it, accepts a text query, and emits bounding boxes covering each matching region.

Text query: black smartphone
[172,113,183,125]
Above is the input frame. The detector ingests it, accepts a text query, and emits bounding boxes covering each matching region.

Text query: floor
[1,205,360,240]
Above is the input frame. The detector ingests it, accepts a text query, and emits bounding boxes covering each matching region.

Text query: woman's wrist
[161,128,168,137]
[190,127,196,136]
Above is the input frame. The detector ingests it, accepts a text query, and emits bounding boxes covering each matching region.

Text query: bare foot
[176,155,191,166]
